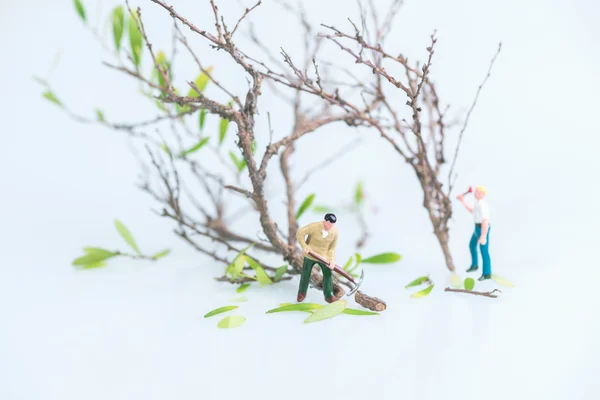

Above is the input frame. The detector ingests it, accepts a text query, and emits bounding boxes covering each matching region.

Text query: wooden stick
[444,287,501,298]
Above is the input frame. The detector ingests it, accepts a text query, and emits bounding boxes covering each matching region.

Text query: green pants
[298,257,334,299]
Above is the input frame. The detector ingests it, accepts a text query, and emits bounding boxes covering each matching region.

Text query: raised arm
[457,194,474,213]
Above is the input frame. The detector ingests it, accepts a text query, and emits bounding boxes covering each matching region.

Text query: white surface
[1,0,599,399]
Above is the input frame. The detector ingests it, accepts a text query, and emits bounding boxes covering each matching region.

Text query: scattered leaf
[410,284,435,298]
[229,296,248,302]
[251,139,257,154]
[361,253,402,264]
[405,275,430,288]
[343,256,353,271]
[296,193,315,220]
[267,303,323,313]
[227,256,245,279]
[180,137,210,157]
[217,315,246,329]
[274,265,288,282]
[355,181,364,205]
[83,247,116,257]
[219,118,229,144]
[204,305,239,318]
[79,261,107,269]
[72,251,116,266]
[464,278,475,291]
[229,151,246,172]
[199,108,207,131]
[343,308,379,316]
[304,300,347,324]
[255,266,273,286]
[243,255,261,270]
[128,13,143,67]
[151,249,170,260]
[236,283,251,293]
[188,67,213,97]
[114,220,141,254]
[312,205,332,213]
[111,6,125,51]
[95,109,105,122]
[42,91,62,107]
[73,0,86,22]
[492,274,514,288]
[159,143,170,154]
[450,273,462,289]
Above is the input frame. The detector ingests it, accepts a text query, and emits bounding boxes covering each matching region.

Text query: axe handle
[307,251,356,283]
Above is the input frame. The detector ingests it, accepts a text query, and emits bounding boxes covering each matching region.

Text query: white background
[1,0,599,399]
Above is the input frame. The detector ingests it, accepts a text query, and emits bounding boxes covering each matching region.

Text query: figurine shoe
[478,274,492,281]
[325,296,338,303]
[466,266,479,273]
[297,292,306,302]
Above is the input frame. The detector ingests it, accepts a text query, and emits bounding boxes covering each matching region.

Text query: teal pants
[298,257,334,299]
[470,224,491,275]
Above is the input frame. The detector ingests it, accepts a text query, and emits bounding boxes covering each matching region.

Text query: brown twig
[444,288,502,298]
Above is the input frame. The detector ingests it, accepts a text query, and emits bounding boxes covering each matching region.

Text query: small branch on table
[444,288,501,298]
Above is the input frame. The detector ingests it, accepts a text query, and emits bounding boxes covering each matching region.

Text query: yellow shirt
[296,221,338,264]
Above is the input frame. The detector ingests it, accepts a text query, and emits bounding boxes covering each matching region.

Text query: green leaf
[304,300,347,324]
[343,308,379,316]
[73,0,86,22]
[450,273,462,289]
[112,6,125,51]
[128,13,143,67]
[217,315,246,329]
[153,51,171,90]
[114,219,141,254]
[312,205,332,213]
[236,283,251,293]
[188,67,213,97]
[229,296,248,302]
[151,249,170,260]
[492,274,514,288]
[296,194,315,220]
[410,284,434,298]
[72,251,116,266]
[180,137,210,157]
[42,91,62,107]
[347,253,362,273]
[219,118,229,144]
[159,144,170,154]
[156,100,168,113]
[227,256,246,279]
[464,278,475,291]
[405,275,430,288]
[79,261,108,269]
[274,265,288,281]
[343,256,353,271]
[243,255,261,270]
[199,108,207,131]
[228,151,246,172]
[95,109,105,122]
[266,303,323,313]
[255,266,273,286]
[83,247,116,257]
[204,305,238,318]
[361,253,402,264]
[355,181,364,205]
[251,139,257,154]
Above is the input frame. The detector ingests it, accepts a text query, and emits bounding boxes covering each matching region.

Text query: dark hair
[324,213,337,223]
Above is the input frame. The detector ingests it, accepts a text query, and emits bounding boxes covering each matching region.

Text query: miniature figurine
[457,186,492,281]
[296,213,338,303]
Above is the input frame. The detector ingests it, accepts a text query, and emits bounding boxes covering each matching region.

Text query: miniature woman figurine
[457,186,492,281]
[295,213,338,303]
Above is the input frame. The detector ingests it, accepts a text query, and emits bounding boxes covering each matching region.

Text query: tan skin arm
[326,232,338,270]
[457,194,473,213]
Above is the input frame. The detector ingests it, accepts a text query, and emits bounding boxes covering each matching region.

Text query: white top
[473,199,490,223]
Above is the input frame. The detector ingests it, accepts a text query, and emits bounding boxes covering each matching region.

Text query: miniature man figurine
[457,186,492,281]
[296,213,339,303]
